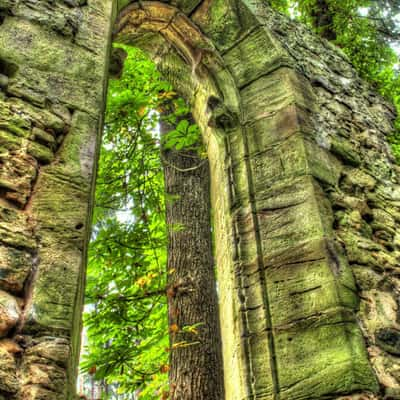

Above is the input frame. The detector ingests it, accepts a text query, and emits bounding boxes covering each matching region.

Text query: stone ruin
[0,0,399,398]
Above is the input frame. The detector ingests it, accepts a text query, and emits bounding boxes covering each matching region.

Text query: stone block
[247,331,274,397]
[223,26,290,87]
[192,0,256,51]
[0,345,18,394]
[249,134,308,188]
[242,304,269,334]
[254,175,313,212]
[0,206,36,250]
[23,247,82,334]
[276,322,378,399]
[257,195,325,255]
[0,152,38,207]
[227,129,246,164]
[7,65,103,115]
[376,183,400,203]
[241,68,315,123]
[262,237,327,269]
[25,338,70,367]
[31,171,89,243]
[0,289,21,337]
[0,129,23,152]
[230,158,252,207]
[330,136,362,167]
[0,245,32,294]
[245,105,310,153]
[32,128,56,148]
[0,18,99,81]
[4,0,84,37]
[7,98,65,134]
[376,328,400,356]
[266,260,347,326]
[235,225,259,262]
[21,362,67,393]
[340,168,377,193]
[20,384,64,400]
[304,139,343,186]
[27,141,54,165]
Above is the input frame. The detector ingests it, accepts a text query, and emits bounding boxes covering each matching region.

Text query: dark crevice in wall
[0,388,17,400]
[63,0,88,8]
[224,135,255,400]
[22,165,40,212]
[109,47,127,79]
[188,0,206,18]
[0,58,18,79]
[17,251,40,334]
[0,187,20,209]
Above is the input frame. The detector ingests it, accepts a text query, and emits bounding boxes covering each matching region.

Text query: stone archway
[0,1,399,399]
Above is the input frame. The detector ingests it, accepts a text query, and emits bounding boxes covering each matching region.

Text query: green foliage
[268,0,291,14]
[326,1,400,163]
[81,44,168,398]
[162,120,201,151]
[81,44,200,399]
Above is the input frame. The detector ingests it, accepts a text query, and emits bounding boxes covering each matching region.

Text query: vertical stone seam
[68,1,117,398]
[224,136,255,400]
[237,124,280,400]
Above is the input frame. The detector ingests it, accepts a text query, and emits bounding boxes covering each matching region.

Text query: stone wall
[254,5,400,398]
[0,0,398,399]
[0,0,114,398]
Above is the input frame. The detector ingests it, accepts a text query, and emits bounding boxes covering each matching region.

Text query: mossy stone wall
[0,0,114,398]
[0,1,399,399]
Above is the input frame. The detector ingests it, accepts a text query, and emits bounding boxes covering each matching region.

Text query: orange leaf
[88,365,97,375]
[160,364,170,373]
[138,106,147,117]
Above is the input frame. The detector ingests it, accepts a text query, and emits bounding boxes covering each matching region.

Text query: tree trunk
[311,0,337,41]
[160,116,225,400]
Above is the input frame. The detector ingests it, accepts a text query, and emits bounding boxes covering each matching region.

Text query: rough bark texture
[0,0,399,399]
[161,116,225,400]
[311,0,337,41]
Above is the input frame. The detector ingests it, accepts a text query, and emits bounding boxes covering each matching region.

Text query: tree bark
[160,115,225,400]
[311,0,337,41]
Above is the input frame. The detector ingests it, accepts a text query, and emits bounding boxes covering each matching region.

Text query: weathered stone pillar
[0,1,115,398]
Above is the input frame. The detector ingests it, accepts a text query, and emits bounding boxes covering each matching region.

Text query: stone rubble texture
[0,0,398,399]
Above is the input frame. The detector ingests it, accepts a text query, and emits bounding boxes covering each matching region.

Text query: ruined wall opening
[77,45,171,398]
[73,5,245,398]
[77,43,224,399]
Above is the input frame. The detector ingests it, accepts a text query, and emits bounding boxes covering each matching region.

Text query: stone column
[0,1,114,398]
